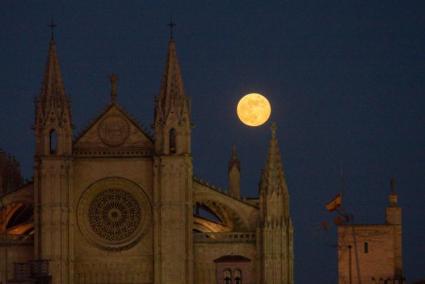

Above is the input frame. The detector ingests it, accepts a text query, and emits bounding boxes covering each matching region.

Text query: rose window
[88,189,141,242]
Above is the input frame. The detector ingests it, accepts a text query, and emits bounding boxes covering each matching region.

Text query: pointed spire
[40,39,66,98]
[228,145,241,198]
[262,122,288,195]
[228,145,240,171]
[155,33,188,124]
[35,32,71,132]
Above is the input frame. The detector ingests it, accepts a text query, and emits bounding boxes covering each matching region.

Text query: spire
[261,122,288,195]
[34,34,72,156]
[153,28,191,155]
[228,145,240,171]
[40,39,66,99]
[35,37,71,126]
[154,35,188,125]
[228,145,241,199]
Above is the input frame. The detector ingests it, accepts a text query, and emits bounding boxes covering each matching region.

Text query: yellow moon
[237,93,271,126]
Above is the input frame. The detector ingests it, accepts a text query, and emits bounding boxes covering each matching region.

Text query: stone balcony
[194,232,256,243]
[0,234,33,246]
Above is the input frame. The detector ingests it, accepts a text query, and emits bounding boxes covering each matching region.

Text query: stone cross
[110,74,118,103]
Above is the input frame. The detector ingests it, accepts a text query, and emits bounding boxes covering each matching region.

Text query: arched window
[234,269,242,284]
[169,128,176,154]
[49,129,58,154]
[223,269,232,284]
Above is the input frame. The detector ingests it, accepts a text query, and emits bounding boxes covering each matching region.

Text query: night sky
[1,1,424,282]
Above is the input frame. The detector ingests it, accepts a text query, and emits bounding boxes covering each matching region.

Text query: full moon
[237,93,271,127]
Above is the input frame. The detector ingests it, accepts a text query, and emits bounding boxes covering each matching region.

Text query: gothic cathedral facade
[0,35,294,284]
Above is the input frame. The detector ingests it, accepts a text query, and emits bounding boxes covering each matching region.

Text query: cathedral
[0,31,294,284]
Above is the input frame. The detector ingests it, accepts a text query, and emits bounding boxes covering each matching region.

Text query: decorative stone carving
[98,115,130,147]
[77,177,151,250]
[88,189,141,242]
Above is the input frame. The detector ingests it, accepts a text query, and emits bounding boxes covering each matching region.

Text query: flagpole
[348,245,352,284]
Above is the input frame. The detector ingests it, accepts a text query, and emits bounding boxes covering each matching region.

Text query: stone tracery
[88,188,141,242]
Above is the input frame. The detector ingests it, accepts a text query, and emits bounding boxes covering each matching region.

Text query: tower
[257,123,294,284]
[337,178,404,283]
[33,35,73,283]
[386,177,403,278]
[228,145,241,199]
[152,35,193,283]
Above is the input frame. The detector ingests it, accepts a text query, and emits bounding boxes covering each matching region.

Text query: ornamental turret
[228,145,241,199]
[153,37,191,155]
[34,37,72,156]
[257,123,294,284]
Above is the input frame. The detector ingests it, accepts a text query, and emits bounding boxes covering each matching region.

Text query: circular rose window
[88,189,141,242]
[77,178,151,250]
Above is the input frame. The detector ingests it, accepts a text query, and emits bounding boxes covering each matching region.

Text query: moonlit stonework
[237,93,272,126]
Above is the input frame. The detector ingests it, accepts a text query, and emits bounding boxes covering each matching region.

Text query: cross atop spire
[48,18,57,41]
[168,18,176,40]
[110,74,118,103]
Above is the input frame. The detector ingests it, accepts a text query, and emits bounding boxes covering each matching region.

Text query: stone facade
[0,35,294,284]
[337,180,404,284]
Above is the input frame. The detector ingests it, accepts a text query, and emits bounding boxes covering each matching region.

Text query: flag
[325,193,342,212]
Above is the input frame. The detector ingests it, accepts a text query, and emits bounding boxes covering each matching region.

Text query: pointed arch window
[169,128,176,154]
[223,269,232,284]
[49,129,58,154]
[234,269,242,284]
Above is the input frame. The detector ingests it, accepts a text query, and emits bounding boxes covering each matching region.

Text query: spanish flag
[325,193,342,212]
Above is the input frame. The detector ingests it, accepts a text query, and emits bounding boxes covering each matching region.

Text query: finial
[390,177,396,194]
[271,122,277,138]
[48,18,57,41]
[110,74,118,103]
[168,18,176,40]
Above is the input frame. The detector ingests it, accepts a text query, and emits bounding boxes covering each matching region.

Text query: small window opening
[364,242,369,253]
[224,269,232,284]
[234,269,242,284]
[49,130,58,154]
[169,128,176,154]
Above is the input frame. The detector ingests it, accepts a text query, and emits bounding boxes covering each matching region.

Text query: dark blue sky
[1,1,424,282]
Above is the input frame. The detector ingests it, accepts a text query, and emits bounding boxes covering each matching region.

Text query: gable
[73,104,153,156]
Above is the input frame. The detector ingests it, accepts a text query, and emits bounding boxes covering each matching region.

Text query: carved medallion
[77,177,151,250]
[98,115,130,147]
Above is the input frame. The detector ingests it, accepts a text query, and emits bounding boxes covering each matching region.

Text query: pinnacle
[40,39,66,98]
[262,123,287,194]
[35,38,71,128]
[228,145,240,171]
[155,38,187,123]
[231,145,238,160]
